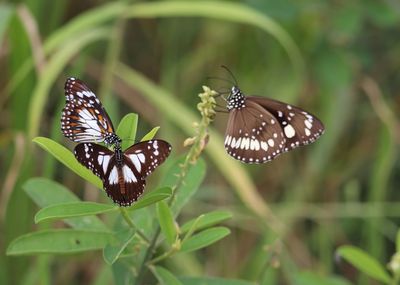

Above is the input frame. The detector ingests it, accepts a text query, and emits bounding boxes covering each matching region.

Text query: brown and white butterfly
[74,140,171,206]
[224,85,324,164]
[61,77,121,146]
[61,77,172,206]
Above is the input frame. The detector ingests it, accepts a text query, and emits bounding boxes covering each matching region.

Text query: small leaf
[23,178,107,230]
[141,126,160,141]
[128,187,172,211]
[162,157,206,215]
[181,211,233,234]
[180,227,230,253]
[157,201,177,245]
[116,113,138,150]
[33,137,102,188]
[295,271,352,285]
[152,266,183,285]
[0,4,14,42]
[179,277,254,285]
[103,229,136,265]
[7,229,114,255]
[337,245,391,284]
[35,202,118,224]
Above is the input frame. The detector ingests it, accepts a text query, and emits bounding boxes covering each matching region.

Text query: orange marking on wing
[117,167,126,194]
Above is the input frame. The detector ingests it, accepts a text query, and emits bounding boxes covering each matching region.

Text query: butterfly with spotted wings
[61,78,171,206]
[220,69,324,164]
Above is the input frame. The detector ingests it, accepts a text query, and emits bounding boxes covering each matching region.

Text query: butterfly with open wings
[220,71,324,164]
[61,78,171,206]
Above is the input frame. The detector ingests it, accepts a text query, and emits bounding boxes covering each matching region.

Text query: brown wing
[74,143,144,207]
[247,96,325,151]
[224,100,286,163]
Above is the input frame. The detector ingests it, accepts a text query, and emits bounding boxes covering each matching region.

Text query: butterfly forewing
[124,140,172,177]
[61,78,115,143]
[225,100,286,163]
[247,96,325,151]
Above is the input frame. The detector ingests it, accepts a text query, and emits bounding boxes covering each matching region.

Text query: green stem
[135,87,216,284]
[119,208,150,244]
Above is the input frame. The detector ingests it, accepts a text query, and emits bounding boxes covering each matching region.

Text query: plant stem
[120,208,150,244]
[135,86,216,284]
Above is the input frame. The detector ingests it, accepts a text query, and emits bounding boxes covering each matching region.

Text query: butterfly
[223,84,325,164]
[61,77,121,146]
[61,77,172,206]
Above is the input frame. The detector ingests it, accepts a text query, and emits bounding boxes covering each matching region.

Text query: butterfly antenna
[221,65,239,86]
[215,108,229,114]
[206,76,235,86]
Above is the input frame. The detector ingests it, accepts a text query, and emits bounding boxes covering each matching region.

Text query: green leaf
[152,266,183,285]
[35,202,118,224]
[0,4,14,42]
[33,137,102,188]
[7,229,114,255]
[23,178,107,230]
[141,126,160,141]
[295,271,352,285]
[179,277,254,285]
[128,187,172,211]
[181,211,233,234]
[116,113,138,150]
[180,227,230,253]
[103,229,136,265]
[396,229,400,253]
[162,157,206,215]
[156,201,176,245]
[337,245,391,284]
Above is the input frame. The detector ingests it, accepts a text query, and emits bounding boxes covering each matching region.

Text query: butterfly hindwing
[61,78,115,143]
[247,96,325,151]
[225,100,286,163]
[74,143,114,179]
[74,140,172,206]
[74,143,144,206]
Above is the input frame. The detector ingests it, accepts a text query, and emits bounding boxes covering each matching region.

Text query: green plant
[6,87,237,285]
[337,229,400,285]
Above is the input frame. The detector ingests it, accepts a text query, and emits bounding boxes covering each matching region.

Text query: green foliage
[152,266,183,285]
[34,202,117,224]
[180,227,230,253]
[103,229,136,265]
[116,113,138,150]
[337,245,391,284]
[157,200,177,245]
[2,0,400,284]
[7,230,115,255]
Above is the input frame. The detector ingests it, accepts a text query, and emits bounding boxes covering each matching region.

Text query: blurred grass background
[1,0,400,284]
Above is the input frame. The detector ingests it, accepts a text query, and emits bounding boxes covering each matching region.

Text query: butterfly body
[62,78,171,206]
[224,86,324,164]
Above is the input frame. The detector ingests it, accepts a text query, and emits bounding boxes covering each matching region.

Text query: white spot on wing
[304,119,312,129]
[109,166,118,184]
[261,141,268,151]
[123,165,137,183]
[138,153,145,163]
[129,154,141,173]
[268,139,275,147]
[102,155,111,173]
[284,124,296,138]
